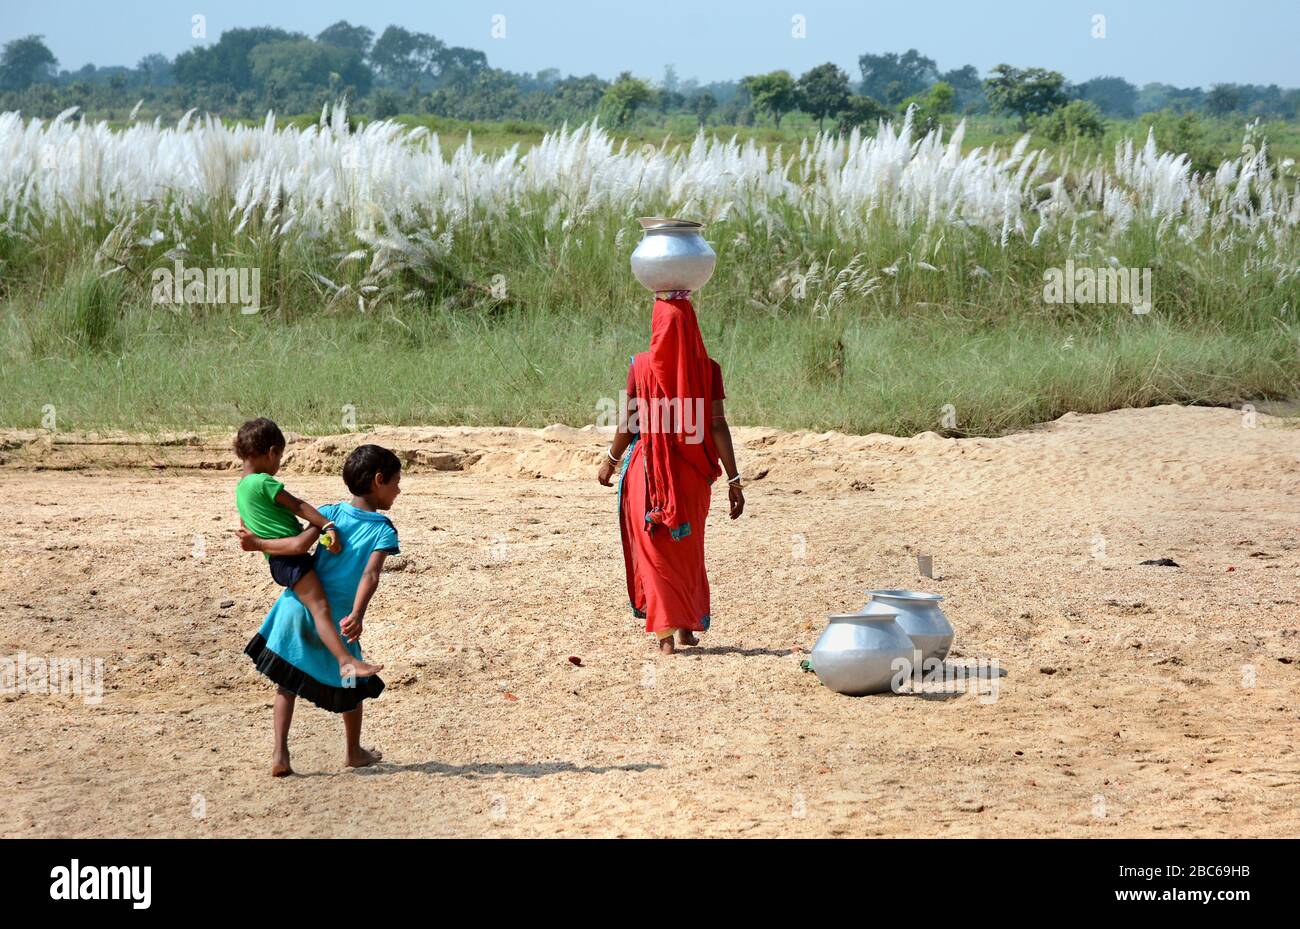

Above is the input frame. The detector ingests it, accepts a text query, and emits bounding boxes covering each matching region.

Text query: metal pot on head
[630,217,716,294]
[860,590,954,662]
[810,611,914,696]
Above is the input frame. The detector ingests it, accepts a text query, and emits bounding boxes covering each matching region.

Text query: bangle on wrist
[606,448,620,464]
[728,474,742,485]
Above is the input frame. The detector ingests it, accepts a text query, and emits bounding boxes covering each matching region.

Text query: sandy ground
[1,405,1298,838]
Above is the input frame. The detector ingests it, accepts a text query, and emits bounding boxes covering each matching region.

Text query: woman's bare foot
[346,747,383,768]
[271,750,293,777]
[658,636,676,655]
[340,658,384,678]
[677,630,699,647]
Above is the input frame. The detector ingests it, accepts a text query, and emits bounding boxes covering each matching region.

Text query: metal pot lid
[866,589,945,602]
[637,216,704,230]
[828,611,898,621]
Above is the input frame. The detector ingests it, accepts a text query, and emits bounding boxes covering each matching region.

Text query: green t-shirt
[236,472,302,541]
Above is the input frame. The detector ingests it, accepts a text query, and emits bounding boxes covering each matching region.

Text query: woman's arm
[339,550,388,642]
[711,399,745,519]
[597,387,636,486]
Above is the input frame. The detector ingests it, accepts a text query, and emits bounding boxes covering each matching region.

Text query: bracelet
[727,474,742,485]
[322,521,336,530]
[606,448,620,464]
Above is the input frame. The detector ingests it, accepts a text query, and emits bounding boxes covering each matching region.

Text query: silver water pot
[630,217,717,293]
[810,612,915,696]
[860,590,954,662]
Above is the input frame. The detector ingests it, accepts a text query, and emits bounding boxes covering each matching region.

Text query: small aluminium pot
[630,217,717,294]
[810,612,914,696]
[860,590,954,662]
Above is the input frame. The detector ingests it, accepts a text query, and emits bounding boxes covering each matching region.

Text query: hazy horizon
[3,0,1298,89]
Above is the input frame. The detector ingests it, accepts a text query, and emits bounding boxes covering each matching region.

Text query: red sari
[618,297,724,636]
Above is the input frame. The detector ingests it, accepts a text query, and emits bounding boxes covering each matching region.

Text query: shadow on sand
[690,646,793,658]
[352,760,664,779]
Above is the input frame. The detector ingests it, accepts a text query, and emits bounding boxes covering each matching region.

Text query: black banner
[2,838,1284,915]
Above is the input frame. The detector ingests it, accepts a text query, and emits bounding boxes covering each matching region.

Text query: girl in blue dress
[239,444,402,776]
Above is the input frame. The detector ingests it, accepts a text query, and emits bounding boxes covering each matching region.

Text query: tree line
[2,25,1297,130]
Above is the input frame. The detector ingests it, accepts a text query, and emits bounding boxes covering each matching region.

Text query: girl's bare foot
[346,747,383,768]
[341,658,384,678]
[677,630,699,647]
[658,637,676,655]
[271,750,293,777]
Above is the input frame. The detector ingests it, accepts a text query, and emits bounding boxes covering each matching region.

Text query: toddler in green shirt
[233,418,383,681]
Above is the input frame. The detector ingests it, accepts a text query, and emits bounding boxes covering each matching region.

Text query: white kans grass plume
[0,104,1295,269]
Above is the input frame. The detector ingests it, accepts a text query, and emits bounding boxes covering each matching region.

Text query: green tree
[900,80,955,133]
[599,72,653,127]
[1206,83,1241,116]
[365,87,402,120]
[135,53,173,87]
[983,64,1068,129]
[798,62,851,131]
[741,70,798,128]
[173,27,298,92]
[551,74,608,116]
[1033,99,1105,143]
[858,49,938,104]
[835,95,891,134]
[436,46,489,91]
[0,35,58,91]
[1073,76,1137,117]
[369,26,444,89]
[940,64,984,111]
[249,39,372,103]
[691,90,717,126]
[317,21,375,58]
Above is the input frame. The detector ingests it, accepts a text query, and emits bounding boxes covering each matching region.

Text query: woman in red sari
[597,295,745,654]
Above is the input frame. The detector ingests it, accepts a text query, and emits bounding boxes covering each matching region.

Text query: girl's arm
[238,526,320,555]
[274,489,342,552]
[710,399,745,519]
[339,550,388,642]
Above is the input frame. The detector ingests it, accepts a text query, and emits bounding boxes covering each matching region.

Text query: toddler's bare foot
[677,630,699,647]
[346,747,383,768]
[340,658,384,678]
[658,637,676,655]
[271,750,293,778]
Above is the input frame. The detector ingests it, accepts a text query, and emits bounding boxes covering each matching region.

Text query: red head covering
[630,297,722,533]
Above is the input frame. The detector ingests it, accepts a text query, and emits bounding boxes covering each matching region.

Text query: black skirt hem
[244,633,384,713]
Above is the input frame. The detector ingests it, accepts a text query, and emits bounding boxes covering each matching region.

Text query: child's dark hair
[234,418,286,460]
[343,444,402,495]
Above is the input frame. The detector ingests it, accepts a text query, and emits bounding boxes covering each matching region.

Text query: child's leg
[342,704,382,768]
[292,570,383,677]
[272,687,295,777]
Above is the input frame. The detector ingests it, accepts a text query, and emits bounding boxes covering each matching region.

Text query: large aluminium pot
[860,590,954,662]
[630,217,717,294]
[810,612,914,696]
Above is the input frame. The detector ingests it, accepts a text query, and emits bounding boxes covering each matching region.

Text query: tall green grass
[2,286,1295,436]
[0,112,1296,437]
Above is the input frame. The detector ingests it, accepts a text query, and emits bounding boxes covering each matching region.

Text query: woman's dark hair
[343,444,402,495]
[233,418,286,459]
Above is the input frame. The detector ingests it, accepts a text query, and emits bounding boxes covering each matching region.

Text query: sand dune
[1,405,1297,837]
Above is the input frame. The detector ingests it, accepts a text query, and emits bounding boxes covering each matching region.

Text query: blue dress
[244,502,400,712]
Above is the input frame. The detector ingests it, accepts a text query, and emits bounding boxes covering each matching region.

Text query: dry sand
[1,405,1298,837]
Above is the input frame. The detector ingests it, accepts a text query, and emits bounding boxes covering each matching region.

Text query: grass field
[1,108,1297,436]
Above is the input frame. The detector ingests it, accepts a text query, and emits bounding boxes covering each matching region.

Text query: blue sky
[3,0,1298,87]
